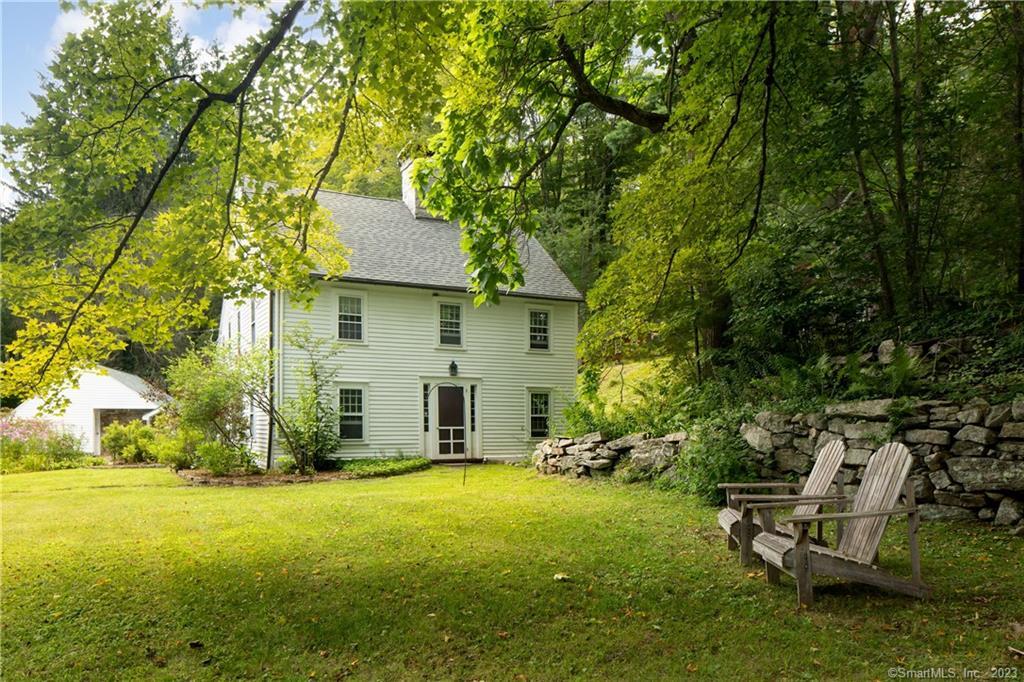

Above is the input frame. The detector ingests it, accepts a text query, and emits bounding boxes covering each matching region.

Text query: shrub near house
[100,421,158,463]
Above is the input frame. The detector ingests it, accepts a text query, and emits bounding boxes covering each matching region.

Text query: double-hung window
[529,310,550,350]
[439,303,462,346]
[529,391,550,438]
[338,295,364,341]
[339,388,365,440]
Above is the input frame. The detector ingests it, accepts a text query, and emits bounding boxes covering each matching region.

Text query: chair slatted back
[793,440,846,517]
[837,443,912,563]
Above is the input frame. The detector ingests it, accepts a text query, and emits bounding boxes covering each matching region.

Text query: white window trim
[419,375,483,459]
[337,383,369,444]
[525,387,552,439]
[436,299,466,350]
[469,384,477,433]
[248,398,257,446]
[337,290,368,345]
[249,299,257,347]
[526,305,553,353]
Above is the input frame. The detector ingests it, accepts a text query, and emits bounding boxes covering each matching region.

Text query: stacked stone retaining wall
[533,396,1024,531]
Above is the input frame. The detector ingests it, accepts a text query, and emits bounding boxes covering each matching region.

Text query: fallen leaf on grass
[554,573,571,582]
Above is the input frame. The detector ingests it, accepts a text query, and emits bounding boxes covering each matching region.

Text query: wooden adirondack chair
[753,442,931,608]
[717,440,847,566]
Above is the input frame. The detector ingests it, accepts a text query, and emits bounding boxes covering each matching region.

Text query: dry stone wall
[532,396,1024,534]
[740,397,1024,530]
[532,431,690,483]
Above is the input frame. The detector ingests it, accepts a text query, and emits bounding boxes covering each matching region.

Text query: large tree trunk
[1014,3,1024,295]
[887,3,920,307]
[854,149,898,319]
[697,281,732,354]
[840,1,897,319]
[911,0,930,306]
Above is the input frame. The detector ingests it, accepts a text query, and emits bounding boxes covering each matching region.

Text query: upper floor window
[339,388,365,440]
[529,310,550,350]
[529,391,550,438]
[338,295,363,341]
[439,303,462,346]
[250,299,256,346]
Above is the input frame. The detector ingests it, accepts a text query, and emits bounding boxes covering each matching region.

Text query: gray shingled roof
[313,190,583,302]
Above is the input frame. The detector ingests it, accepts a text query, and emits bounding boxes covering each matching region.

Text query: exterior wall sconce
[449,361,458,377]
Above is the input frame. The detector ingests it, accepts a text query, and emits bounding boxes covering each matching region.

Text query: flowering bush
[0,415,95,474]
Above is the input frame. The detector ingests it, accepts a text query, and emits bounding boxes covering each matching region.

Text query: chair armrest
[742,495,852,511]
[717,482,799,490]
[782,507,917,525]
[731,494,848,503]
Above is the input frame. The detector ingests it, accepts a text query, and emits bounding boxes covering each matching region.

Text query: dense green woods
[471,2,1024,371]
[417,0,1024,423]
[2,1,1022,412]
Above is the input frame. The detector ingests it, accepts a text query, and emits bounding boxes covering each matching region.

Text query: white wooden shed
[12,367,165,455]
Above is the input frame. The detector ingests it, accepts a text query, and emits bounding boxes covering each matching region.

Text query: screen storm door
[437,385,466,457]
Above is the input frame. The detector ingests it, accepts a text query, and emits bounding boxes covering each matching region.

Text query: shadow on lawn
[2,467,1021,679]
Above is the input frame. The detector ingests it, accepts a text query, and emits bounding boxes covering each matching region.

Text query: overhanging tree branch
[35,0,306,385]
[708,18,771,166]
[302,35,366,251]
[515,98,582,193]
[556,35,670,133]
[726,3,777,268]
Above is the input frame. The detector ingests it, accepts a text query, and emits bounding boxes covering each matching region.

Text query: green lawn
[2,466,1021,680]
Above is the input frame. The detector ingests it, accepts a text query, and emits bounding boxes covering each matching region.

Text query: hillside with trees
[2,1,1022,422]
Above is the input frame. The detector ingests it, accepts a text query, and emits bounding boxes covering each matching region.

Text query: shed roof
[97,366,166,402]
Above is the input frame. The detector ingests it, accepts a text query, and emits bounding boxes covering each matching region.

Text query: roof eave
[310,273,584,303]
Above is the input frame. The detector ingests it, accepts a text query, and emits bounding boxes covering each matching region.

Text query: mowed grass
[2,466,1022,680]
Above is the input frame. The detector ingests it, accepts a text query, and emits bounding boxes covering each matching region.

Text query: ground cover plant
[2,466,1020,680]
[178,456,432,485]
[331,456,432,478]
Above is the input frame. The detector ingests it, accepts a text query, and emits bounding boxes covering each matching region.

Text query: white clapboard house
[12,367,165,455]
[218,162,582,466]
